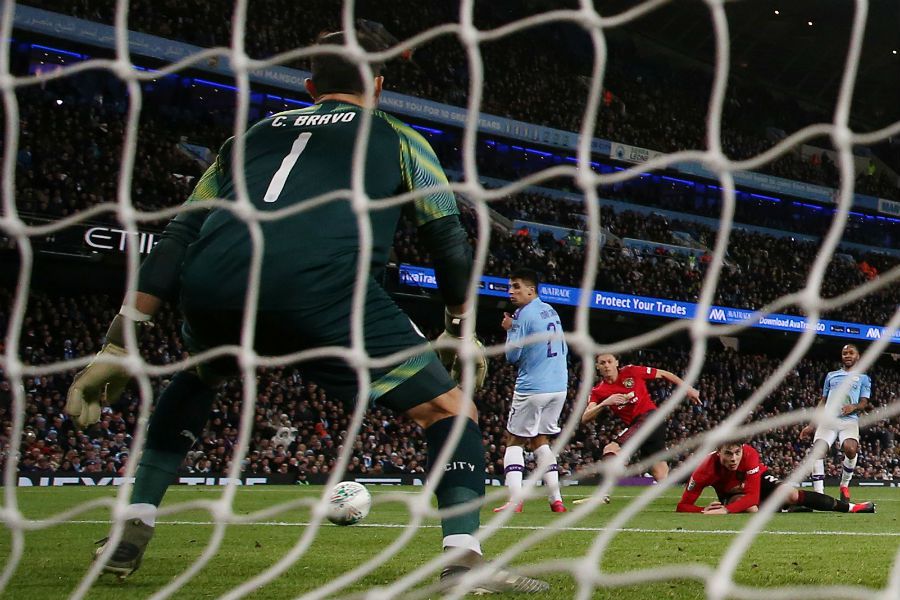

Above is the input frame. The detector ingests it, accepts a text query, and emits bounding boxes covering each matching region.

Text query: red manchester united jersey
[589,364,658,426]
[676,444,768,513]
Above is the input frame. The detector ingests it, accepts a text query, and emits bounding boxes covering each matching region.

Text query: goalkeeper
[66,29,546,594]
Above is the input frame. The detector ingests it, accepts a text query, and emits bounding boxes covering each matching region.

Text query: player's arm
[722,466,762,514]
[655,368,701,404]
[676,474,708,513]
[581,391,629,424]
[398,124,484,387]
[800,378,829,440]
[504,312,526,365]
[66,141,228,427]
[581,400,603,425]
[843,375,871,415]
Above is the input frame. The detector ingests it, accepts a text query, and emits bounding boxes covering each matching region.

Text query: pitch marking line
[57,520,895,537]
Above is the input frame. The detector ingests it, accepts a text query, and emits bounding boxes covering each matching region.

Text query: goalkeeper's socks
[123,503,158,528]
[534,444,562,503]
[132,370,216,507]
[840,455,858,487]
[442,534,482,555]
[797,490,846,512]
[503,445,525,494]
[425,416,486,538]
[131,449,184,506]
[812,459,825,494]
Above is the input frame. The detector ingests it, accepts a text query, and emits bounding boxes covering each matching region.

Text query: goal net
[3,0,900,598]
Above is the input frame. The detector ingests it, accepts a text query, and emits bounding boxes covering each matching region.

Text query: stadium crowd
[4,288,900,484]
[9,72,899,328]
[393,201,900,326]
[20,0,900,198]
[5,8,900,491]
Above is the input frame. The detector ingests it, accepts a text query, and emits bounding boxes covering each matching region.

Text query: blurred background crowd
[3,0,900,488]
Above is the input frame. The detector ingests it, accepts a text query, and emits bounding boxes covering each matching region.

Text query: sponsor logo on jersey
[623,378,634,389]
[746,466,759,475]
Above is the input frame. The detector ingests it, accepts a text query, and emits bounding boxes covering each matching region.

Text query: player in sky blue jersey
[495,268,570,513]
[801,344,871,502]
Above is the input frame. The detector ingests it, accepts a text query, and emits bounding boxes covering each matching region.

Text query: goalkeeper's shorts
[179,278,455,412]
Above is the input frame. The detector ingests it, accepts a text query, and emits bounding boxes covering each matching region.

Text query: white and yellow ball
[326,481,372,526]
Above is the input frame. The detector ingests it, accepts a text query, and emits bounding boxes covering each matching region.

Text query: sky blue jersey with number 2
[505,298,568,394]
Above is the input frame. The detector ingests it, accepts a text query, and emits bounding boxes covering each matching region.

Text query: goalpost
[3,0,900,599]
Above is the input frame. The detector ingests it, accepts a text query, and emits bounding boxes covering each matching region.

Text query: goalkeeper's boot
[839,485,851,503]
[440,550,549,594]
[492,501,523,513]
[94,518,155,579]
[549,500,567,513]
[849,501,876,513]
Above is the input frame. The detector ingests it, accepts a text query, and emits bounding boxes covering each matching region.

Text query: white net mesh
[3,0,900,598]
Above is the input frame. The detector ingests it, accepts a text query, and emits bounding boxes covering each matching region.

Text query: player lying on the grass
[676,442,875,514]
[64,28,546,594]
[574,353,700,504]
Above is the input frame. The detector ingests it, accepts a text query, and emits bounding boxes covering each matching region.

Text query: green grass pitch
[1,485,897,598]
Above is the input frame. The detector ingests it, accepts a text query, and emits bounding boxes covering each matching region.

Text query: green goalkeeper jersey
[179,100,458,310]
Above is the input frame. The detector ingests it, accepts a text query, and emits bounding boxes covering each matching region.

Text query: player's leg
[352,283,546,592]
[495,430,528,512]
[95,311,237,578]
[572,441,618,505]
[495,392,539,512]
[838,423,860,502]
[531,391,566,512]
[634,415,670,483]
[377,359,546,592]
[788,487,873,513]
[763,472,874,513]
[810,428,837,494]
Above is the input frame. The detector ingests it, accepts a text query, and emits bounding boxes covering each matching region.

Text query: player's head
[717,442,743,471]
[305,31,386,105]
[595,353,619,380]
[841,344,860,369]
[508,268,539,307]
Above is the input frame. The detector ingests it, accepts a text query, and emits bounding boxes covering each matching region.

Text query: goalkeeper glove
[435,310,488,389]
[65,309,148,427]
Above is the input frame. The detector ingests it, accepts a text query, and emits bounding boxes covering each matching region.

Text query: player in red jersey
[575,354,700,504]
[677,442,875,514]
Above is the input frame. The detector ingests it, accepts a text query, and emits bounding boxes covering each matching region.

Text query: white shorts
[506,391,567,438]
[813,419,860,447]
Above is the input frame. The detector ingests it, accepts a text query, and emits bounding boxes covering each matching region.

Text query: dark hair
[718,441,743,451]
[310,31,385,96]
[842,343,859,352]
[510,267,540,288]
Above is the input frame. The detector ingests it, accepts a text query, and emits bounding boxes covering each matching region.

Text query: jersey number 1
[264,131,312,203]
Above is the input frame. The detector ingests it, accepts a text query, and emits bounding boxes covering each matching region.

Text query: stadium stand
[3,5,900,494]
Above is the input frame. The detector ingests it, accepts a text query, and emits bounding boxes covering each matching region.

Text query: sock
[442,533,482,555]
[797,490,849,513]
[534,444,562,503]
[840,455,857,487]
[131,370,216,506]
[503,445,525,499]
[812,459,825,494]
[425,417,485,539]
[123,503,158,527]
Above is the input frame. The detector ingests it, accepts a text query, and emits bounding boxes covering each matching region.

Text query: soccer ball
[326,481,372,526]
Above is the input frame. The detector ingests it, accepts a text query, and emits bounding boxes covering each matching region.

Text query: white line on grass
[57,520,896,537]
